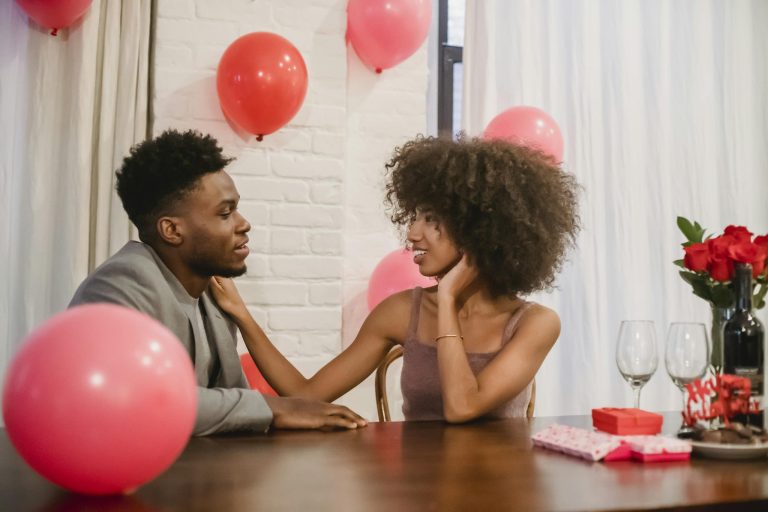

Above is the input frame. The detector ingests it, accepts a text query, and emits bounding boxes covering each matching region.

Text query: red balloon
[217,32,308,140]
[484,106,565,162]
[2,304,197,495]
[347,0,432,73]
[367,249,434,311]
[239,353,278,396]
[16,0,93,34]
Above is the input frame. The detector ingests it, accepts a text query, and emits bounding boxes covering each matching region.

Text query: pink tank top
[400,287,534,421]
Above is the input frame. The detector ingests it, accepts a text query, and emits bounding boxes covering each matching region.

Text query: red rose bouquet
[675,217,768,309]
[675,217,768,372]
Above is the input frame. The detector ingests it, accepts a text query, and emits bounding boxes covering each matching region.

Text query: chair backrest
[375,346,404,421]
[239,353,278,396]
[374,346,536,421]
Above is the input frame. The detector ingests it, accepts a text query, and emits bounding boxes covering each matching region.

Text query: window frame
[437,0,463,138]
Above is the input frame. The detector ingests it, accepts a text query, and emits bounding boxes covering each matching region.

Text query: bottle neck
[733,263,753,311]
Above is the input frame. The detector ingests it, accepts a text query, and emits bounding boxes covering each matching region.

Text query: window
[437,0,465,138]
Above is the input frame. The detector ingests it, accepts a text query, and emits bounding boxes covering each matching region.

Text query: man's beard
[209,265,247,278]
[187,251,247,279]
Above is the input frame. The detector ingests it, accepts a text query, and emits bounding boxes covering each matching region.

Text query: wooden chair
[239,353,278,396]
[375,346,404,422]
[374,346,536,421]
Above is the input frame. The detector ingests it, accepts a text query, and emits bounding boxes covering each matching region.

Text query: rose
[728,240,759,263]
[728,240,767,278]
[755,235,768,278]
[754,256,767,280]
[709,255,734,282]
[723,225,753,243]
[707,235,735,259]
[683,242,709,272]
[728,240,768,278]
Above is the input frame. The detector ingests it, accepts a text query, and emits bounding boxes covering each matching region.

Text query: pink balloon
[347,0,432,73]
[483,106,565,162]
[2,304,197,495]
[367,249,434,310]
[16,0,93,34]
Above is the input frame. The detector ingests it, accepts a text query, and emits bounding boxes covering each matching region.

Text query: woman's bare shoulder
[365,287,427,339]
[518,302,561,341]
[524,302,559,319]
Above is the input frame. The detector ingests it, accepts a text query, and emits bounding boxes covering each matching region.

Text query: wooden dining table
[2,412,768,511]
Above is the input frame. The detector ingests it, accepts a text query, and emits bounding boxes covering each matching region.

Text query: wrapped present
[532,424,691,463]
[532,424,621,461]
[623,435,692,462]
[592,408,663,435]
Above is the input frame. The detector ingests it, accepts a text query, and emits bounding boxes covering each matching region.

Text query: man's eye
[220,212,231,218]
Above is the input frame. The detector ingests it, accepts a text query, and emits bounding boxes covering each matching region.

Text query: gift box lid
[591,408,663,435]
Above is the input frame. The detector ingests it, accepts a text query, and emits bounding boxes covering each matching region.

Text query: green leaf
[677,216,706,243]
[692,287,712,302]
[677,216,698,242]
[710,285,735,308]
[679,270,700,285]
[673,259,685,268]
[679,271,713,301]
[754,283,768,311]
[693,222,707,239]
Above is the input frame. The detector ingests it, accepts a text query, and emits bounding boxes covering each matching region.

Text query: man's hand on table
[263,395,368,430]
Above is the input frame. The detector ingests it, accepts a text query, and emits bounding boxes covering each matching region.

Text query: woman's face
[406,209,462,277]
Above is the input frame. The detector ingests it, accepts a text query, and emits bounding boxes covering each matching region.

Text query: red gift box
[592,408,663,435]
[603,443,632,461]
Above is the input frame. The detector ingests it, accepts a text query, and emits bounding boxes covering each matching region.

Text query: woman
[211,136,580,422]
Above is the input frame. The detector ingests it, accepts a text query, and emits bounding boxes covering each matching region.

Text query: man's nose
[235,211,251,233]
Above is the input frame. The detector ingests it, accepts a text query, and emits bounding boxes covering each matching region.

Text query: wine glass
[665,322,709,437]
[616,320,658,409]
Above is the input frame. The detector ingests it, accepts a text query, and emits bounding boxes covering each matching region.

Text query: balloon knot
[51,28,58,36]
[256,134,264,142]
[375,68,382,74]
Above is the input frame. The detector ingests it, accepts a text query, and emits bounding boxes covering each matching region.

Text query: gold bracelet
[434,334,464,343]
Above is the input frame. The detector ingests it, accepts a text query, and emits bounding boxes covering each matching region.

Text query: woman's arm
[209,277,409,403]
[434,257,559,423]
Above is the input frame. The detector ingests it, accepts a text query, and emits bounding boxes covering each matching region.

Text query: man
[70,129,366,435]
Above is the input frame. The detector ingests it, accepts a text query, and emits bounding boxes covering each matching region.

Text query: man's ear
[156,216,183,246]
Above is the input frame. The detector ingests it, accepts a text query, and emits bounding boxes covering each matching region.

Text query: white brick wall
[154,0,427,421]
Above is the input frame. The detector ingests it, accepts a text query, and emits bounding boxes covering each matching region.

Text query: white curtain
[0,0,153,422]
[464,0,768,416]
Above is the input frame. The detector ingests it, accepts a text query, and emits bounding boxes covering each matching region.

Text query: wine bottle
[723,262,765,427]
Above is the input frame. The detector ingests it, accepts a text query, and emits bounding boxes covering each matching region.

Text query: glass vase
[709,303,734,375]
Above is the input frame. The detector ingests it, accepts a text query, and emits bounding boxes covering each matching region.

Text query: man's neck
[150,243,209,299]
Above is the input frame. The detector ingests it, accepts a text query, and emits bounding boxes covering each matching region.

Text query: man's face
[176,170,250,278]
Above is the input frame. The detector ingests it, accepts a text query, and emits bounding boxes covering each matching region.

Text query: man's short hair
[116,129,233,241]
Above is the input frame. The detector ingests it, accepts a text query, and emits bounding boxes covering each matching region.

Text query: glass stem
[680,388,687,414]
[633,386,642,409]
